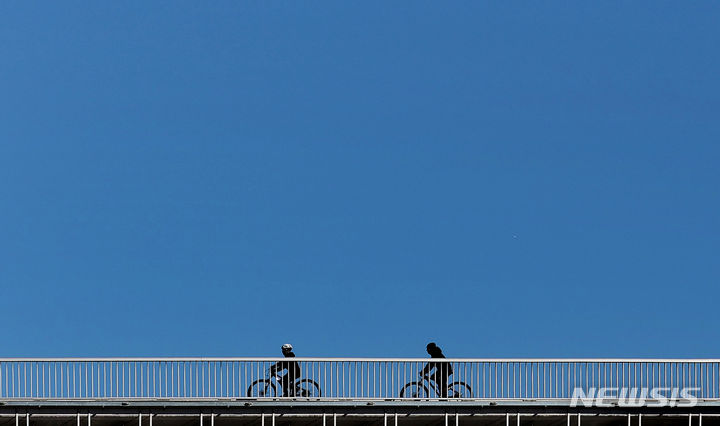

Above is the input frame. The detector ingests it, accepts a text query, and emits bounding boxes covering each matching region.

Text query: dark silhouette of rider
[269,343,301,397]
[420,342,453,398]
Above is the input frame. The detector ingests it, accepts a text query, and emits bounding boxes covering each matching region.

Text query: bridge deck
[3,400,720,423]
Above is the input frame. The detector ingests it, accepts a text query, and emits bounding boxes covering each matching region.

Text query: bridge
[2,359,719,426]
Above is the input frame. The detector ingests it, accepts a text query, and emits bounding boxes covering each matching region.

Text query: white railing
[0,358,718,400]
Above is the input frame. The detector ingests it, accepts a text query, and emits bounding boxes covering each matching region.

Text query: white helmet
[281,343,293,351]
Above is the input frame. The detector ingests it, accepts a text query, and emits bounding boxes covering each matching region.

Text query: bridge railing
[1,358,718,400]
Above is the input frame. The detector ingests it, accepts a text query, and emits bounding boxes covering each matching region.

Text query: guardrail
[0,358,718,400]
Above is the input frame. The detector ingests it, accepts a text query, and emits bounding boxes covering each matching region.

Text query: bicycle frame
[268,373,297,395]
[419,374,443,395]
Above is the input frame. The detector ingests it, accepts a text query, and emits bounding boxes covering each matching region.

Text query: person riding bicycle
[420,342,453,398]
[268,343,301,396]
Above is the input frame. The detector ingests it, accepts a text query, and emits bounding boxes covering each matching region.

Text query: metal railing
[0,358,718,400]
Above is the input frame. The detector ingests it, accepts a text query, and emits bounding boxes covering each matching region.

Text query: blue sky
[1,2,719,358]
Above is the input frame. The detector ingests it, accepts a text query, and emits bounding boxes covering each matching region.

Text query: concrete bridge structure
[2,359,719,426]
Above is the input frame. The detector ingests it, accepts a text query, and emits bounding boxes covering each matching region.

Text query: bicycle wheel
[448,381,472,398]
[400,381,430,398]
[296,379,322,397]
[247,379,277,397]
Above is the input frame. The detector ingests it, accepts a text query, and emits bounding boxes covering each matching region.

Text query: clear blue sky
[1,2,719,358]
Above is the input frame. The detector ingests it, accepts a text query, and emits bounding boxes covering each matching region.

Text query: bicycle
[246,371,321,398]
[400,374,472,398]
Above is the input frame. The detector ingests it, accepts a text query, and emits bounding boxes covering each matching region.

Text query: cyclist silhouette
[420,342,453,398]
[247,344,320,398]
[268,343,301,396]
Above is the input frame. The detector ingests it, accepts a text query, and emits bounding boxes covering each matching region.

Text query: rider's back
[427,352,453,375]
[280,352,301,377]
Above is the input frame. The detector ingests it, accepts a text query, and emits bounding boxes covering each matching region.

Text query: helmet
[281,343,293,351]
[426,342,437,351]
